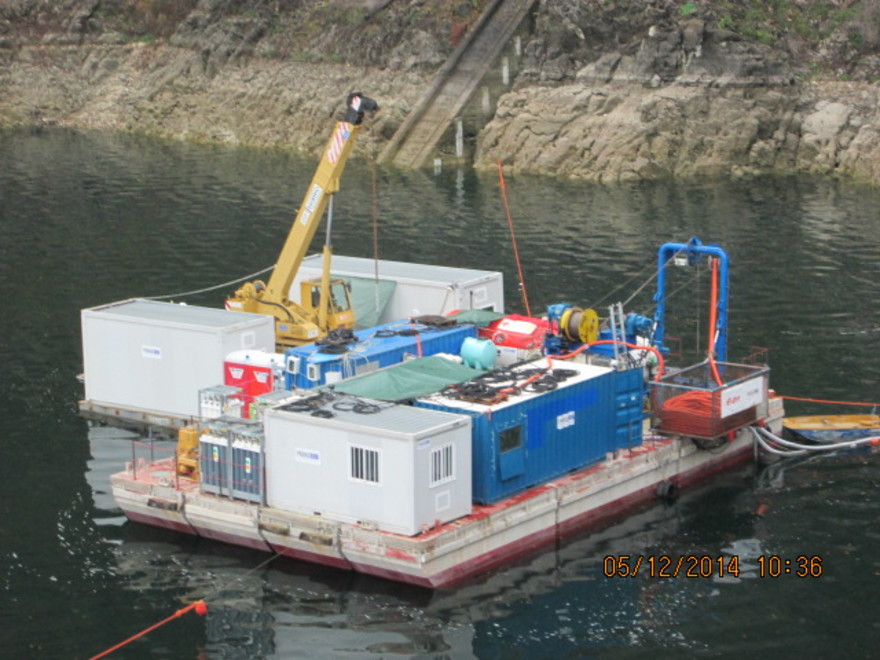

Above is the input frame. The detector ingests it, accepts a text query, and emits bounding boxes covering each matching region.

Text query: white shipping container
[263,397,472,536]
[81,299,275,419]
[291,254,504,327]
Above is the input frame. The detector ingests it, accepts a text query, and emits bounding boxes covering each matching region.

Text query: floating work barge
[111,411,779,587]
[102,238,785,587]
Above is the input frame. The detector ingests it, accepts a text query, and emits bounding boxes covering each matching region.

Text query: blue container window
[499,425,525,481]
[500,426,522,453]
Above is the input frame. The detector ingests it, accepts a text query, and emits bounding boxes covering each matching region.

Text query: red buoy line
[497,160,532,317]
[89,547,284,657]
[777,395,880,408]
[89,601,208,660]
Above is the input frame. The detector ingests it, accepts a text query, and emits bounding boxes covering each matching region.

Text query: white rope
[145,265,274,301]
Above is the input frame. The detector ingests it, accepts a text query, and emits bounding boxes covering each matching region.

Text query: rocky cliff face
[479,7,880,183]
[2,0,880,184]
[477,81,880,183]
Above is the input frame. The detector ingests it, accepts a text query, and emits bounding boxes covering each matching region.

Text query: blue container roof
[285,319,474,365]
[416,358,615,415]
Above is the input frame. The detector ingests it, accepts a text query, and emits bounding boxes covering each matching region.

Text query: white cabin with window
[262,396,472,536]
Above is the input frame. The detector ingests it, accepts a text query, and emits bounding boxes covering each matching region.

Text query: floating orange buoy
[90,600,208,659]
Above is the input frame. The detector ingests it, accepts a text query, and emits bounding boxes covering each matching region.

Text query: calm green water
[1,128,878,659]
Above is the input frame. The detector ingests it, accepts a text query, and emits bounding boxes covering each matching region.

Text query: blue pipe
[652,237,729,362]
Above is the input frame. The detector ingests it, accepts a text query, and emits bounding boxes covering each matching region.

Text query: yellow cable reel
[559,307,600,344]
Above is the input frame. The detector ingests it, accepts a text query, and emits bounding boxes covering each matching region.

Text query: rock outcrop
[477,76,880,183]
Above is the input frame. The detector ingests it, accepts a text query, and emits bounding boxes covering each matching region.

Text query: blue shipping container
[415,362,642,504]
[285,320,477,390]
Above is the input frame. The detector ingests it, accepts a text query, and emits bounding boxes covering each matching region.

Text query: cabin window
[309,283,351,311]
[430,444,455,486]
[499,426,523,453]
[330,282,350,310]
[350,445,380,484]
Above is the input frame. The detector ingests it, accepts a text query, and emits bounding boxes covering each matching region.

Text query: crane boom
[226,93,378,347]
[265,93,377,303]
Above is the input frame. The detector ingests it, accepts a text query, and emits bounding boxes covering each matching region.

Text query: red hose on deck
[548,339,666,380]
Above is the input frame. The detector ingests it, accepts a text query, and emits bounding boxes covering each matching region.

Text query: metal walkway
[377,0,535,169]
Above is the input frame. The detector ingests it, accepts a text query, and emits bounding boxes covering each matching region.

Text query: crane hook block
[344,93,379,125]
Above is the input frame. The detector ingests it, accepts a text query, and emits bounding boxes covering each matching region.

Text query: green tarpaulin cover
[345,276,397,329]
[329,355,487,402]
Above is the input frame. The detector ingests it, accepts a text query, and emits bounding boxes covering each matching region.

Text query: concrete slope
[378,0,535,169]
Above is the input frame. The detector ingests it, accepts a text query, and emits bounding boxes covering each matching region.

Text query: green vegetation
[707,0,879,75]
[713,1,859,44]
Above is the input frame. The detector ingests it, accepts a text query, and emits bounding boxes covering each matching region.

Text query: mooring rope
[144,264,274,301]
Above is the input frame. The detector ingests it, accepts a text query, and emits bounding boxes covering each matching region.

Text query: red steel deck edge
[111,416,771,588]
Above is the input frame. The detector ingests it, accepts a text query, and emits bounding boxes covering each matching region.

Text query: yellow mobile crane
[226,93,378,347]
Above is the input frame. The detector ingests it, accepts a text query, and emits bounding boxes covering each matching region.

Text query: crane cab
[301,277,355,330]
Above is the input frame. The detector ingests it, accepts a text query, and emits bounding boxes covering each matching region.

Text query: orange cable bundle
[657,390,719,437]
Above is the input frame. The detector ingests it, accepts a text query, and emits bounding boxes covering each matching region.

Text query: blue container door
[614,367,647,451]
[497,417,527,482]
